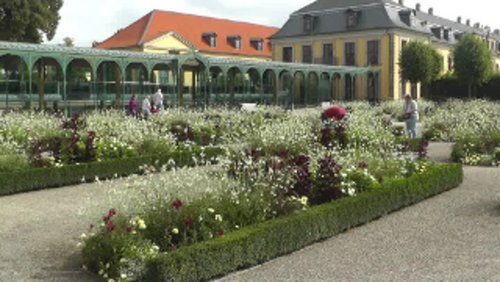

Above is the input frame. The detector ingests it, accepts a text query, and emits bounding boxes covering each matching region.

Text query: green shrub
[0,154,30,172]
[140,163,463,281]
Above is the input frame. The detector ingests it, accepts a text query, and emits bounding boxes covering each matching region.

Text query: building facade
[96,10,279,61]
[271,0,500,101]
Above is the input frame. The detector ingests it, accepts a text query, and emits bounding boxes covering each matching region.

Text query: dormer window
[250,38,264,52]
[431,26,442,39]
[345,9,361,28]
[399,10,412,26]
[227,35,241,50]
[443,28,451,41]
[202,32,217,48]
[303,15,318,33]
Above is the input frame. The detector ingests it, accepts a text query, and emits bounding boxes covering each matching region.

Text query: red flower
[217,229,225,237]
[172,199,183,210]
[127,226,134,234]
[184,217,193,227]
[103,215,110,223]
[107,222,115,232]
[108,208,117,217]
[358,162,369,169]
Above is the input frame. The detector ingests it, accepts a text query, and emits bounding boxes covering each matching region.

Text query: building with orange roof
[96,10,279,61]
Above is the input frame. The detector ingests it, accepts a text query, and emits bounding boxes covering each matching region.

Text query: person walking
[142,96,152,119]
[153,89,164,111]
[403,94,419,139]
[128,94,138,117]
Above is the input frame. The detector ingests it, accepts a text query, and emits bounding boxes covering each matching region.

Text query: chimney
[428,8,434,15]
[416,3,421,11]
[457,17,462,24]
[398,0,404,5]
[466,19,471,26]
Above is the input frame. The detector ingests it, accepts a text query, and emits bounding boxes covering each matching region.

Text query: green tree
[62,37,74,47]
[453,33,493,98]
[400,41,443,96]
[0,0,64,43]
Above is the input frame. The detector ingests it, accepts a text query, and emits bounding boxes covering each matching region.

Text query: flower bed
[82,163,462,281]
[0,146,224,196]
[75,102,464,281]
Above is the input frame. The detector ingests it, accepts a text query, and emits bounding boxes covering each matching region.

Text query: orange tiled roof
[96,10,279,58]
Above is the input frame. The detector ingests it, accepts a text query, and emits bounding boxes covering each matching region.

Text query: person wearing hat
[403,94,419,139]
[153,89,164,111]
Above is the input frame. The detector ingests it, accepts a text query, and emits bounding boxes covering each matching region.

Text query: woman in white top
[142,96,152,118]
[403,94,419,139]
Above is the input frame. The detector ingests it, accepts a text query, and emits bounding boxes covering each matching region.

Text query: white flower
[215,214,223,222]
[172,228,179,235]
[137,219,147,230]
[207,208,215,214]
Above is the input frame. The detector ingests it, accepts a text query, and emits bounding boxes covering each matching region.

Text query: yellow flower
[137,219,147,230]
[172,228,179,235]
[207,208,215,214]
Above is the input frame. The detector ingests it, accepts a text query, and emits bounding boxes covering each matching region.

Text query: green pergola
[0,41,380,113]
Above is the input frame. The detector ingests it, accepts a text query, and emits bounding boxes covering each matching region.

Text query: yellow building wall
[494,57,500,73]
[436,47,452,73]
[143,35,191,54]
[380,35,391,101]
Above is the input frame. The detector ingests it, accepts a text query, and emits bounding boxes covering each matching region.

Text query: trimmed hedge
[142,163,463,281]
[0,146,224,196]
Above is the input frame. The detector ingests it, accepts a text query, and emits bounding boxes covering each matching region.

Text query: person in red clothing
[321,106,346,123]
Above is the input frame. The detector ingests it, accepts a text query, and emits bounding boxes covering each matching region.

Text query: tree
[62,37,74,47]
[400,41,443,97]
[453,33,493,98]
[0,0,64,43]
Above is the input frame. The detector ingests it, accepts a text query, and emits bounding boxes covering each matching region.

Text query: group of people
[127,89,164,118]
[321,94,419,139]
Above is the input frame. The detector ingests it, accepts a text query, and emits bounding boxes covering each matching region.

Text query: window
[303,15,313,33]
[367,40,380,65]
[402,40,408,50]
[345,9,361,28]
[345,42,356,66]
[227,36,241,50]
[250,38,264,51]
[283,47,293,62]
[303,15,318,33]
[202,33,217,48]
[302,45,312,64]
[322,43,334,65]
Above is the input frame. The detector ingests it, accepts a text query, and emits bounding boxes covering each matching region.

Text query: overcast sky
[49,0,500,47]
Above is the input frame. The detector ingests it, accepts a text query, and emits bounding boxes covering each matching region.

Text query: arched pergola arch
[366,71,380,103]
[263,69,277,105]
[66,59,93,109]
[0,54,30,110]
[292,71,306,107]
[306,72,319,106]
[125,63,148,100]
[179,57,206,107]
[227,66,244,105]
[344,73,357,101]
[96,60,123,109]
[245,67,260,103]
[331,73,342,101]
[207,66,225,105]
[32,57,64,110]
[278,70,292,107]
[318,72,331,103]
[151,63,175,107]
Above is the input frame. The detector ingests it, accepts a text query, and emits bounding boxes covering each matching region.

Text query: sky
[49,0,500,47]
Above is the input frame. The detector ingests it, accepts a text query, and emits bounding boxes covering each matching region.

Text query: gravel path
[1,143,498,281]
[220,165,500,281]
[0,181,106,282]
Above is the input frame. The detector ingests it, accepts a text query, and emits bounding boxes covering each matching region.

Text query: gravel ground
[220,166,500,282]
[1,143,498,282]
